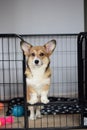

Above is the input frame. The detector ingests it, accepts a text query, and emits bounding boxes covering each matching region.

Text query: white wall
[0,0,84,34]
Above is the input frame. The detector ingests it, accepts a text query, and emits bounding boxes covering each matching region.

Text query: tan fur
[42,84,50,91]
[44,67,51,78]
[25,68,32,78]
[27,85,36,101]
[21,39,56,120]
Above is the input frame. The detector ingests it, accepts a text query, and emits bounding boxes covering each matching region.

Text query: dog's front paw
[29,98,38,104]
[41,97,49,104]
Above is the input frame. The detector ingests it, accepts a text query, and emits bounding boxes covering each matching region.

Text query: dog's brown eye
[40,53,44,56]
[31,53,35,56]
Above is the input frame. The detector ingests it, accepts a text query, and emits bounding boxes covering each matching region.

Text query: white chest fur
[26,66,50,94]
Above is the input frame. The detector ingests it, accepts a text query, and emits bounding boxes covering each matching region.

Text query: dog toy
[0,116,14,127]
[0,103,4,110]
[12,105,24,117]
[6,97,24,116]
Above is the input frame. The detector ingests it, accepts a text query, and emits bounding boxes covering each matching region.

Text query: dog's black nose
[35,60,39,64]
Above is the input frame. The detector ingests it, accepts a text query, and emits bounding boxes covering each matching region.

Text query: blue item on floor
[12,105,24,117]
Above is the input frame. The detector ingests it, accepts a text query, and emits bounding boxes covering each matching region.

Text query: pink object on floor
[0,116,14,126]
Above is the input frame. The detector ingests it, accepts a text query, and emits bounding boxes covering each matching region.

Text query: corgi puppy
[20,39,56,120]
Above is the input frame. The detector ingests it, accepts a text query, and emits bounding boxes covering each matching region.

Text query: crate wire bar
[78,32,87,127]
[0,33,87,129]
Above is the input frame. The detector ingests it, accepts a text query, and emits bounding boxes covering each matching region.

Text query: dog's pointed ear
[44,40,56,56]
[20,41,32,56]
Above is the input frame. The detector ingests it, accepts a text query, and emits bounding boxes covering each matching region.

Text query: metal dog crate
[0,33,87,129]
